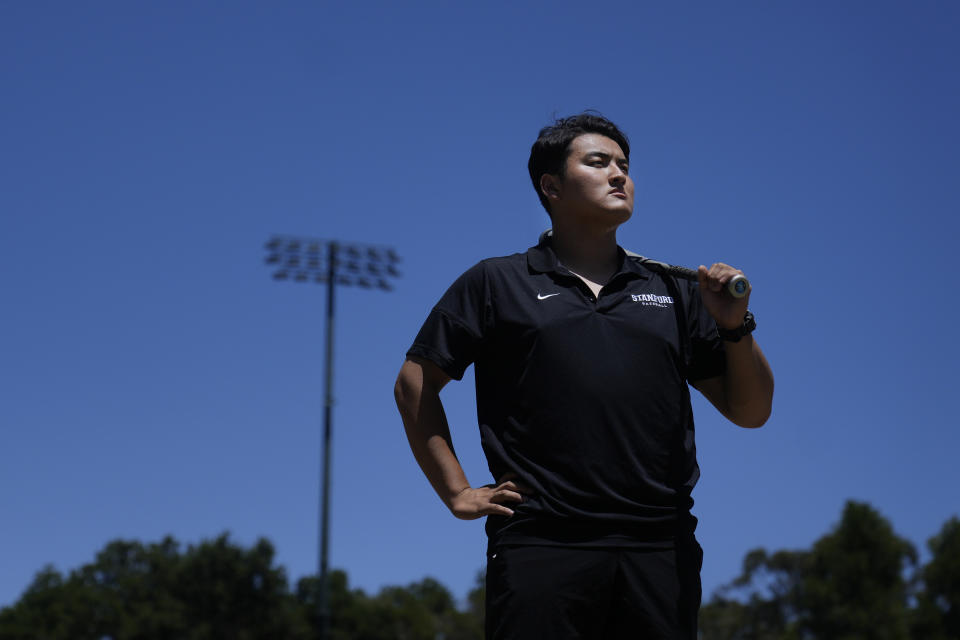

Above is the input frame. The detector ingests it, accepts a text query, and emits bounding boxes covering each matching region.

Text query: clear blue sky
[2,1,958,609]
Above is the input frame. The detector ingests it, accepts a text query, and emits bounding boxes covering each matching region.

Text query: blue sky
[2,1,958,609]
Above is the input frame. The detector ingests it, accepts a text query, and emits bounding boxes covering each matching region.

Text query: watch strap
[717,311,756,342]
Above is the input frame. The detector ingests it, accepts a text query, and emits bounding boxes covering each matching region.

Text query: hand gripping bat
[627,254,750,299]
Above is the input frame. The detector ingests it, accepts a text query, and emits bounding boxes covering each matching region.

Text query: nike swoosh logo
[537,292,560,300]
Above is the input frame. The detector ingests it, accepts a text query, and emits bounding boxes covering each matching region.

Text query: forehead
[568,133,626,158]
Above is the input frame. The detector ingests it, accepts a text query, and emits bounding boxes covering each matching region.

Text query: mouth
[609,189,627,199]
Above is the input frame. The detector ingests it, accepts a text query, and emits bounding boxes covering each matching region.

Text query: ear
[540,173,562,202]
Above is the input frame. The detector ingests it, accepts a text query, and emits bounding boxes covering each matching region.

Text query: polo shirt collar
[527,230,650,280]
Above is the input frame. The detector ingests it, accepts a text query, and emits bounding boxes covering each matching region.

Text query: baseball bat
[537,230,750,299]
[636,258,750,299]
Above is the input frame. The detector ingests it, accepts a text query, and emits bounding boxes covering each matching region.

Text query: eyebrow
[583,151,628,163]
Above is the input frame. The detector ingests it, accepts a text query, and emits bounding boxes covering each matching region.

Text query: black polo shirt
[408,236,726,548]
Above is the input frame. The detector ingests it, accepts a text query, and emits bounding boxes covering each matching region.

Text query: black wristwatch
[717,311,756,342]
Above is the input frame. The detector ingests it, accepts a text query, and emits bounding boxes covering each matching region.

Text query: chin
[607,208,633,223]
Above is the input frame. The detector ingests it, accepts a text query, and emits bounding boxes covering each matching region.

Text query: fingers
[697,265,713,291]
[698,263,746,295]
[450,479,531,520]
[698,262,751,329]
[490,481,526,506]
[474,497,516,519]
[449,485,519,520]
[495,473,535,496]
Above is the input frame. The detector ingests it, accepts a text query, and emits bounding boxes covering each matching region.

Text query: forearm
[394,367,471,509]
[721,335,774,428]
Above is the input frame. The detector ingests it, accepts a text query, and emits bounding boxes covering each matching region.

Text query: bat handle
[727,274,750,299]
[664,265,750,298]
[637,258,750,298]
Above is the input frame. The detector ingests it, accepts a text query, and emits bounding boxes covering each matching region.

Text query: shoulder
[456,251,529,282]
[437,250,529,301]
[477,250,528,271]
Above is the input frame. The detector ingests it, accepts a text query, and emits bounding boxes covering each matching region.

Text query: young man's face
[544,133,634,227]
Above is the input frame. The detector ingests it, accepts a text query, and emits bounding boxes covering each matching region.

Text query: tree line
[0,534,483,640]
[700,501,959,639]
[1,500,956,639]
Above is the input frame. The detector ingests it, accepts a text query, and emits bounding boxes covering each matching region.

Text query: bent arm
[694,335,774,428]
[394,356,468,506]
[394,356,522,519]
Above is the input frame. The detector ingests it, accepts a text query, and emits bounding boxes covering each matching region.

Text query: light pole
[264,235,401,639]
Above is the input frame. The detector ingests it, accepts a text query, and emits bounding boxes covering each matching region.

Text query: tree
[699,547,806,640]
[795,501,916,640]
[296,570,483,640]
[0,534,311,640]
[0,533,486,639]
[913,516,960,639]
[700,501,917,640]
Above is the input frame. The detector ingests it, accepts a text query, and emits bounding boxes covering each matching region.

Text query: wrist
[446,485,471,504]
[717,311,756,342]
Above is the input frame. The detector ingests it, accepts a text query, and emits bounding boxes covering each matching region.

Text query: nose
[609,166,627,185]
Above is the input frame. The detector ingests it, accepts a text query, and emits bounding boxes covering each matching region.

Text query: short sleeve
[406,261,493,381]
[685,281,727,383]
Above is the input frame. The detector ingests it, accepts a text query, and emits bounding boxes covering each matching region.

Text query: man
[394,113,774,639]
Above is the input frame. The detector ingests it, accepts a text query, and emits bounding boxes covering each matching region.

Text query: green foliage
[0,534,312,640]
[0,534,482,640]
[700,548,806,640]
[4,505,956,639]
[295,569,484,640]
[797,502,916,640]
[912,517,960,639]
[700,500,953,640]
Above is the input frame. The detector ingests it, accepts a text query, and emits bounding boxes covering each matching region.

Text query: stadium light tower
[264,235,401,639]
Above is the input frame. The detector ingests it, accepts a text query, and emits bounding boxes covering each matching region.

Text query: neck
[550,221,620,283]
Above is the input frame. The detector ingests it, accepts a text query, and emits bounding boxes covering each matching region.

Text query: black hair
[527,112,631,215]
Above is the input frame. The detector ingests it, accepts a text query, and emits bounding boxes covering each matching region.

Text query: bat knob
[727,274,750,299]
